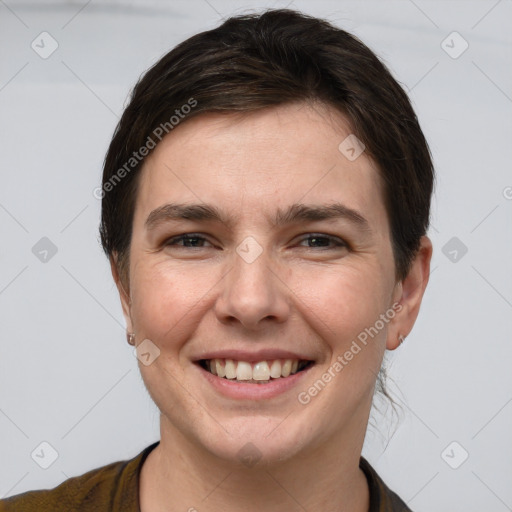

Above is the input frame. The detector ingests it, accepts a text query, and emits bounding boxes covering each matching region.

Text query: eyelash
[164,233,347,250]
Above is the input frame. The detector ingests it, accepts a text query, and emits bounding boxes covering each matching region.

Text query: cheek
[129,259,215,347]
[295,263,390,343]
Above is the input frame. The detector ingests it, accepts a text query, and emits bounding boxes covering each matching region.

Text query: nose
[213,244,290,330]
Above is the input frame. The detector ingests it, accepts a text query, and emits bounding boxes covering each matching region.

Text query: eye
[296,234,347,249]
[164,233,213,248]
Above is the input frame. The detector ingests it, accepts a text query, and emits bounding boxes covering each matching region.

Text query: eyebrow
[145,202,371,233]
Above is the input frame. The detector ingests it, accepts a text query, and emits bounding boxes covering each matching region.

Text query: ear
[386,236,432,350]
[110,253,133,334]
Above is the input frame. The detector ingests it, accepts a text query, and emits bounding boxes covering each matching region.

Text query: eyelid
[164,233,214,247]
[295,233,348,248]
[163,232,348,250]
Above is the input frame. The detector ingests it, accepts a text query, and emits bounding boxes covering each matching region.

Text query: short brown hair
[100,8,434,283]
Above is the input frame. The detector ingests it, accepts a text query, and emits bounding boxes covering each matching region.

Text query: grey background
[0,0,511,510]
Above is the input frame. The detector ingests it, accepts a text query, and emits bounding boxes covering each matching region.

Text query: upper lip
[193,349,314,363]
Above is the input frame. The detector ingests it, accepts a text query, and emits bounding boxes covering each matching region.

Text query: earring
[127,332,136,346]
[398,334,406,346]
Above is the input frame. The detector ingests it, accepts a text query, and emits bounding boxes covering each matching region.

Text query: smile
[199,358,313,384]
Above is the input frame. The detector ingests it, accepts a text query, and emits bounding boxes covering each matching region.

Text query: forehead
[135,103,388,233]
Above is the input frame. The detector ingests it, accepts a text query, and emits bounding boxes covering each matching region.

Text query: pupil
[186,237,201,247]
[310,237,328,247]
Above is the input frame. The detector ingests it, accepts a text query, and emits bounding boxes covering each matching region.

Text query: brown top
[0,442,412,511]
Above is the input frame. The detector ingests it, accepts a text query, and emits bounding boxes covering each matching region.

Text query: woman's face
[116,102,427,464]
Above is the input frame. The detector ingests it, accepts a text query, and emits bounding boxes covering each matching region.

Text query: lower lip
[196,363,313,400]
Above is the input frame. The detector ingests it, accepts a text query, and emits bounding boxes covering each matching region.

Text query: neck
[140,417,370,512]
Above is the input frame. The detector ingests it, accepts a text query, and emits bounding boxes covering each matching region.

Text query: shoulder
[360,456,413,512]
[0,442,158,512]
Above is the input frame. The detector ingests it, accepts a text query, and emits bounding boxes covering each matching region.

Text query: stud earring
[127,332,136,346]
[398,334,406,346]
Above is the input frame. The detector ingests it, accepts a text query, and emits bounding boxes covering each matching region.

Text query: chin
[195,415,312,467]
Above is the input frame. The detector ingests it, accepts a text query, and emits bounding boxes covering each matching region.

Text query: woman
[0,8,433,512]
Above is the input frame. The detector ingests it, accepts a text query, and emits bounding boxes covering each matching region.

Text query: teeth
[225,359,236,379]
[236,361,252,380]
[203,358,308,382]
[270,360,282,378]
[281,359,292,377]
[215,359,226,378]
[253,361,270,381]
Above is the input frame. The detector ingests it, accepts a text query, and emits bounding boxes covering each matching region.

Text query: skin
[111,102,432,512]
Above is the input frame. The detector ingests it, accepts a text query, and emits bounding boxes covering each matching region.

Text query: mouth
[197,358,314,384]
